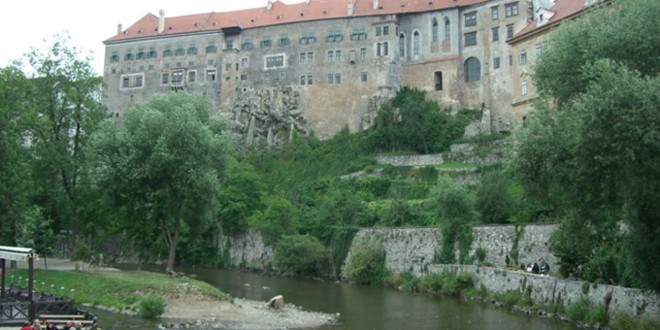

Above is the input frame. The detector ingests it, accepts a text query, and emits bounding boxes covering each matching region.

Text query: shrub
[274,235,331,277]
[585,304,609,325]
[611,313,660,330]
[140,294,166,319]
[565,299,590,321]
[346,237,387,285]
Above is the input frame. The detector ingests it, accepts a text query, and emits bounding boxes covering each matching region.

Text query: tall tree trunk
[164,216,181,273]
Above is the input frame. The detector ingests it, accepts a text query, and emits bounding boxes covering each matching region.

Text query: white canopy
[0,245,37,261]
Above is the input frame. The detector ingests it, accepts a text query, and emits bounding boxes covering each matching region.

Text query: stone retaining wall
[428,264,660,322]
[217,229,272,270]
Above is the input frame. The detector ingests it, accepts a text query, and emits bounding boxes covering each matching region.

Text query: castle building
[103,0,534,139]
[508,0,608,127]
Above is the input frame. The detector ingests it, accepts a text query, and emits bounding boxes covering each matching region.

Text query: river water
[92,267,578,330]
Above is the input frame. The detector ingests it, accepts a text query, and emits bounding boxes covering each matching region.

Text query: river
[92,267,578,330]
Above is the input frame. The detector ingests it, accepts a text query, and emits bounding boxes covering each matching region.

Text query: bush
[585,304,609,325]
[274,235,331,277]
[346,237,387,285]
[140,294,166,319]
[565,299,590,321]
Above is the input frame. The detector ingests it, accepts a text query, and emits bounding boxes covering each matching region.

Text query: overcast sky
[1,0,302,75]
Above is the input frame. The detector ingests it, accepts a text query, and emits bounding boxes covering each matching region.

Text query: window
[307,75,313,85]
[225,40,234,51]
[464,57,481,82]
[175,47,185,56]
[327,50,334,62]
[171,70,184,85]
[261,38,272,48]
[161,73,169,85]
[535,42,543,57]
[506,24,514,38]
[206,69,217,82]
[122,77,129,88]
[383,26,390,35]
[124,52,134,61]
[326,31,343,43]
[133,76,142,87]
[300,33,316,44]
[519,49,527,65]
[240,74,248,81]
[494,57,501,69]
[265,54,285,69]
[300,52,307,64]
[206,45,217,54]
[241,57,249,68]
[110,53,119,63]
[464,12,477,27]
[361,71,368,82]
[148,49,157,59]
[464,32,477,47]
[444,18,450,40]
[279,72,287,82]
[351,29,367,40]
[360,48,367,60]
[300,75,307,85]
[432,18,439,42]
[327,73,342,84]
[327,73,334,84]
[377,42,389,57]
[187,47,197,55]
[308,52,315,63]
[505,2,519,17]
[335,50,342,61]
[509,54,513,66]
[188,61,194,67]
[521,80,528,96]
[137,49,146,60]
[399,33,406,58]
[376,26,382,36]
[163,48,172,57]
[241,39,254,50]
[434,71,443,91]
[334,73,341,84]
[491,6,499,20]
[278,35,290,46]
[492,28,499,42]
[413,31,421,56]
[188,70,197,83]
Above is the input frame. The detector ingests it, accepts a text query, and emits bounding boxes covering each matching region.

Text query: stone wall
[428,264,660,322]
[217,229,272,270]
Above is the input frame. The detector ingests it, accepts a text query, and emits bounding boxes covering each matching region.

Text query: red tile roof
[105,0,489,43]
[509,0,588,42]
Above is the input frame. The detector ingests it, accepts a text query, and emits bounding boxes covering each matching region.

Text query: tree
[513,0,660,289]
[274,234,330,277]
[248,195,299,245]
[88,92,235,272]
[0,67,34,244]
[20,34,106,243]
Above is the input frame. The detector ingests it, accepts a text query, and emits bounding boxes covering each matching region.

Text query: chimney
[158,9,165,33]
[348,1,354,16]
[117,24,123,34]
[373,0,379,9]
[267,0,274,10]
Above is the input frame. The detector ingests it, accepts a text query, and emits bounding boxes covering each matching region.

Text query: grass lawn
[8,269,230,312]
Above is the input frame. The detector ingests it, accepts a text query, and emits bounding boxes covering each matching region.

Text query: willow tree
[89,92,235,272]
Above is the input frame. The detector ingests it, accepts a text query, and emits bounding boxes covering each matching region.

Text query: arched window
[444,17,450,41]
[432,18,439,42]
[399,33,406,58]
[464,57,481,82]
[413,30,421,56]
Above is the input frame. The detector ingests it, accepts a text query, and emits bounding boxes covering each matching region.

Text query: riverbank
[10,258,337,329]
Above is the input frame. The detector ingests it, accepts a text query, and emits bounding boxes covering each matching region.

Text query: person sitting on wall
[532,262,540,274]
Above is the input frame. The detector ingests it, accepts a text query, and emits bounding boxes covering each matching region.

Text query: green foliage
[565,299,608,324]
[346,237,387,285]
[430,177,477,263]
[367,87,465,154]
[249,196,299,245]
[513,0,660,290]
[217,159,265,234]
[585,304,609,325]
[325,227,359,277]
[273,235,330,277]
[475,170,520,224]
[140,294,166,319]
[610,313,660,330]
[88,92,234,271]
